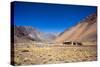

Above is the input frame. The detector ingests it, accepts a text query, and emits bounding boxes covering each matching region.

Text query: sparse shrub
[21,50,29,52]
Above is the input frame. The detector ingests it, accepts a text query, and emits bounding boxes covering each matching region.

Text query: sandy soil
[12,43,97,65]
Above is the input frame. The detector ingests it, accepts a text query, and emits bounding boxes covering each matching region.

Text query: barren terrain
[13,42,97,65]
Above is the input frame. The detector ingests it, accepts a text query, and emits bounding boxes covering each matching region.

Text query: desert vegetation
[13,42,97,65]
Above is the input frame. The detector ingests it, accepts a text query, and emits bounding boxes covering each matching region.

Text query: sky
[13,1,97,33]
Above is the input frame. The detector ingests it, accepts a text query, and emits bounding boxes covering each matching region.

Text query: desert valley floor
[12,42,97,65]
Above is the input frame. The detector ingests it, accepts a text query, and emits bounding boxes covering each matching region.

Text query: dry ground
[12,43,97,65]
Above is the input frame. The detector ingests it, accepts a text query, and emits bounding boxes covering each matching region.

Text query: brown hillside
[54,13,97,43]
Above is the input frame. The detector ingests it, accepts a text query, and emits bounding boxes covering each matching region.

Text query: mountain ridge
[54,13,97,43]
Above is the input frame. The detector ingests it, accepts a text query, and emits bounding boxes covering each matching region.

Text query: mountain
[54,13,97,43]
[40,32,57,42]
[14,26,57,43]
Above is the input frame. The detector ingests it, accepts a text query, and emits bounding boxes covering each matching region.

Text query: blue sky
[13,1,97,33]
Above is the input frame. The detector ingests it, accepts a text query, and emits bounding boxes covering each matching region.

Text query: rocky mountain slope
[14,26,57,43]
[54,13,97,43]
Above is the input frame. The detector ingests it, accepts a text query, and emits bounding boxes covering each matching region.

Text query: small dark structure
[63,41,82,46]
[63,41,72,45]
[73,42,76,45]
[76,42,82,46]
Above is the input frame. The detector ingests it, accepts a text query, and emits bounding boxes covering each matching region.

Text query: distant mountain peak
[14,26,57,43]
